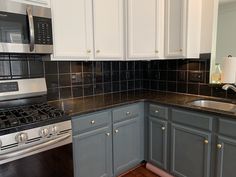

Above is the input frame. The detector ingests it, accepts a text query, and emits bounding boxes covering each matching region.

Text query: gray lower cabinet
[170,123,211,177]
[113,118,141,176]
[148,117,167,169]
[216,136,236,177]
[73,126,112,177]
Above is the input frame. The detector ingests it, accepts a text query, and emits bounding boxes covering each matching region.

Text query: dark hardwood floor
[120,166,160,177]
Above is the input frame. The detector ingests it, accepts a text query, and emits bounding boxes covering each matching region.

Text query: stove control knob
[15,133,28,144]
[40,128,49,138]
[51,126,59,135]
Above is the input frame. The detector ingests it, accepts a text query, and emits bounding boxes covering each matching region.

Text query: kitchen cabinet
[216,136,236,177]
[113,118,141,176]
[72,111,112,177]
[126,0,164,59]
[93,0,124,60]
[72,103,143,177]
[164,0,187,58]
[73,126,112,177]
[10,0,50,7]
[51,0,93,60]
[148,117,168,169]
[51,0,123,61]
[165,0,202,58]
[170,124,211,177]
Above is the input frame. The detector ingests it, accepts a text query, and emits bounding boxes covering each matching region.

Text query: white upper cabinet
[165,0,187,58]
[165,0,202,58]
[93,0,124,60]
[127,0,164,59]
[51,0,93,60]
[11,0,50,7]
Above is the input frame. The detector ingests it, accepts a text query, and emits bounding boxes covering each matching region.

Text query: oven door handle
[0,133,71,161]
[26,7,35,52]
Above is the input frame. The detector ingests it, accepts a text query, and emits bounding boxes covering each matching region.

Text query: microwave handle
[26,7,35,52]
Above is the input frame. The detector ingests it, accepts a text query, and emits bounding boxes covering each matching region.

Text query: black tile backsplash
[0,53,235,101]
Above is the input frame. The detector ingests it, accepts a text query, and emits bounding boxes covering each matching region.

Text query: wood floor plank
[121,166,160,177]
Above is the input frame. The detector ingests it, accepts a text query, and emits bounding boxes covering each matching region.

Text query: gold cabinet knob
[161,126,165,131]
[106,133,110,136]
[96,50,100,53]
[155,50,159,53]
[217,144,222,149]
[91,120,95,124]
[179,49,183,52]
[204,140,209,144]
[87,49,91,53]
[115,130,119,133]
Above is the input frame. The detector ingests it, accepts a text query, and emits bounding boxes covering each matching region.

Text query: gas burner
[0,103,66,129]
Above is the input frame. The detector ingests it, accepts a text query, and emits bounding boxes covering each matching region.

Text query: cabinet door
[165,0,187,58]
[171,124,211,177]
[113,118,141,176]
[127,0,163,59]
[73,126,112,177]
[93,0,124,59]
[149,117,168,169]
[216,136,236,177]
[51,0,93,59]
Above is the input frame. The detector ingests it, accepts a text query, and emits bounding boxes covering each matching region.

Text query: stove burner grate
[0,103,65,129]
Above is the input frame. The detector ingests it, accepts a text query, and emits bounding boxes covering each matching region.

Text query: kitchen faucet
[222,84,236,92]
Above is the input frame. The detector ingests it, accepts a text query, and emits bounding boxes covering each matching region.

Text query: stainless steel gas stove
[0,78,72,167]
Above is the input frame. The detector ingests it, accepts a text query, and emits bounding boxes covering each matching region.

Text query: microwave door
[0,11,32,53]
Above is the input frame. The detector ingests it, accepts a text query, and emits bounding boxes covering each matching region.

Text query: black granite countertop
[48,90,236,119]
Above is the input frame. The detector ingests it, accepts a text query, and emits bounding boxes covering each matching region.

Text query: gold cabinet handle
[161,126,165,131]
[106,133,110,136]
[204,140,209,144]
[96,50,100,53]
[87,49,91,53]
[115,130,119,133]
[91,120,95,124]
[217,144,222,149]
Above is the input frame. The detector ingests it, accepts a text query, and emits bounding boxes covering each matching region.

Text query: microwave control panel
[34,17,53,45]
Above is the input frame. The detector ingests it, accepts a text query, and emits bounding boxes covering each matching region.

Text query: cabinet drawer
[72,111,110,133]
[149,104,168,119]
[219,119,236,139]
[172,109,213,131]
[113,104,139,123]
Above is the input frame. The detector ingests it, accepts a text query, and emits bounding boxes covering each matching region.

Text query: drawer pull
[115,130,119,133]
[155,110,159,113]
[204,140,209,144]
[126,112,131,116]
[91,120,95,124]
[217,144,222,149]
[106,133,110,136]
[161,126,165,131]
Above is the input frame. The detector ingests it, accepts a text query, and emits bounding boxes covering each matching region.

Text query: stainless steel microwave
[0,0,53,54]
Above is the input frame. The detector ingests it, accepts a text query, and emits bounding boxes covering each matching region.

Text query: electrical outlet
[188,71,203,82]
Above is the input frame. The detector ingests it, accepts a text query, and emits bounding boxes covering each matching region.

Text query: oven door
[0,144,74,177]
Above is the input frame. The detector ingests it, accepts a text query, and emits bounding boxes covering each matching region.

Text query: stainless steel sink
[189,100,236,113]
